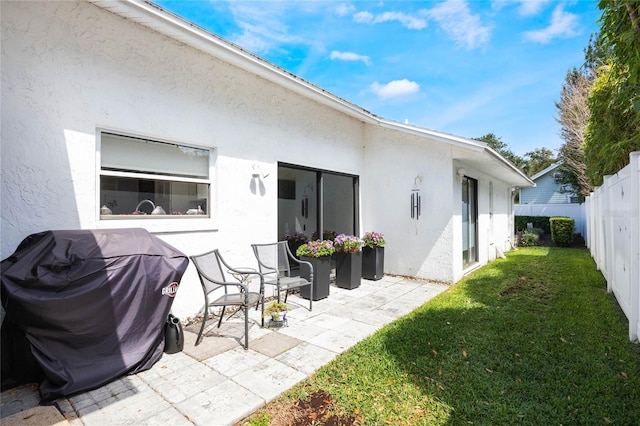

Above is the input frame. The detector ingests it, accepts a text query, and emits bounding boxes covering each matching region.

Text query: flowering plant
[362,231,386,249]
[333,234,363,253]
[312,229,337,241]
[296,239,336,258]
[284,231,308,246]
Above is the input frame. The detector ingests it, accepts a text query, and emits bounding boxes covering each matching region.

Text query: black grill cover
[1,228,189,403]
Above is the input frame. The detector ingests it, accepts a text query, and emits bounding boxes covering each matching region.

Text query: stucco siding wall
[451,164,514,281]
[1,0,521,320]
[1,1,364,318]
[362,126,456,283]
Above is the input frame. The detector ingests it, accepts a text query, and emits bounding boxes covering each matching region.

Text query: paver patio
[1,275,448,426]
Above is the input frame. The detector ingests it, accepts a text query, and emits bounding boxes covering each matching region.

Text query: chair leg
[243,305,249,350]
[217,306,225,328]
[196,308,207,346]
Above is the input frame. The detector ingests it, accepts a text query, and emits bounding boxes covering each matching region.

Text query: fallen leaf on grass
[485,368,493,374]
[621,372,628,379]
[308,412,317,420]
[560,337,567,343]
[462,350,467,358]
[604,417,612,423]
[414,406,425,416]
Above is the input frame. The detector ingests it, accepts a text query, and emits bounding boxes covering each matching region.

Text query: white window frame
[95,129,217,233]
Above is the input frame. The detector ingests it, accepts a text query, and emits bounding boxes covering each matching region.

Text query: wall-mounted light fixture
[252,163,270,179]
[457,167,466,178]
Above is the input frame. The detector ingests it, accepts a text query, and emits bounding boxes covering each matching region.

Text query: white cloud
[353,11,374,23]
[227,3,303,54]
[336,3,355,17]
[517,0,551,16]
[353,10,427,30]
[490,0,551,16]
[330,50,371,65]
[523,5,578,43]
[427,0,492,49]
[370,79,420,99]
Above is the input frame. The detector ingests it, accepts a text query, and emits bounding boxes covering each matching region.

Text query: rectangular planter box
[299,256,331,300]
[335,251,362,289]
[362,247,384,280]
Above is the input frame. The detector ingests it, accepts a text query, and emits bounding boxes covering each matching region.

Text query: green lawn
[246,247,640,425]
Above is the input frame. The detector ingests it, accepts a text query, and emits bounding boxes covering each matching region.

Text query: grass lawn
[242,247,640,425]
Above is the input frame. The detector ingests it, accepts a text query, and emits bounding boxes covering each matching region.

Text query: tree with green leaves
[523,147,556,176]
[475,133,555,177]
[474,133,526,171]
[583,1,640,186]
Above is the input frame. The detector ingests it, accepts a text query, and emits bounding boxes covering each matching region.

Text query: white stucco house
[1,0,534,320]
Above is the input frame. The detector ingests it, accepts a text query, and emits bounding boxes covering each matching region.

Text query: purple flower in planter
[362,231,386,249]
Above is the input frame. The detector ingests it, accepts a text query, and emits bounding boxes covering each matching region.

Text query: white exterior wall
[361,126,456,283]
[2,1,523,320]
[1,1,364,318]
[452,163,514,281]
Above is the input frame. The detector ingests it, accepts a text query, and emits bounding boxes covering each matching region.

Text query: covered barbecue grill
[1,228,189,403]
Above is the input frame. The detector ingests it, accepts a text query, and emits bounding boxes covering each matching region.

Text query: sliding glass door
[278,163,358,242]
[462,176,478,266]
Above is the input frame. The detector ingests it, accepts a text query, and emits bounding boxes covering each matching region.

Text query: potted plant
[362,231,386,280]
[312,229,338,241]
[333,234,363,289]
[284,231,308,258]
[296,239,335,300]
[263,301,289,328]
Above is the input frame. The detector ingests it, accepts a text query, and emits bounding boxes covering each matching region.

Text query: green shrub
[549,217,575,247]
[530,227,545,237]
[515,215,551,234]
[519,231,539,246]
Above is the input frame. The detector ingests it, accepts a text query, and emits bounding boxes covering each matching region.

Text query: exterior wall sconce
[411,190,421,220]
[457,167,466,178]
[252,163,270,179]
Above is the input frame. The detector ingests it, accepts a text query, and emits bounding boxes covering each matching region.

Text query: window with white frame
[99,132,211,218]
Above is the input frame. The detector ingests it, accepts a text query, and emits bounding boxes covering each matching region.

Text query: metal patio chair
[190,249,264,350]
[251,241,314,311]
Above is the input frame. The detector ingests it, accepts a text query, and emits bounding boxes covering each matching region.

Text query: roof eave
[89,0,534,188]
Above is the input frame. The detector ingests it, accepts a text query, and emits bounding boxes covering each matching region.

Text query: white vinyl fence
[585,152,640,342]
[514,203,586,237]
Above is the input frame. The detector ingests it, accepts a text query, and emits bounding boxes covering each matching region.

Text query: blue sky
[154,0,601,157]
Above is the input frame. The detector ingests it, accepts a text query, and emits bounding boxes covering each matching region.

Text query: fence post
[629,152,639,341]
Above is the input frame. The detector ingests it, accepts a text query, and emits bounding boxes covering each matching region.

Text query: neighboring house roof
[89,0,534,188]
[529,162,562,181]
[519,162,577,204]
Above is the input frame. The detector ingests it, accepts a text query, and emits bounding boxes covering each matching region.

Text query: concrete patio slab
[0,275,449,426]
